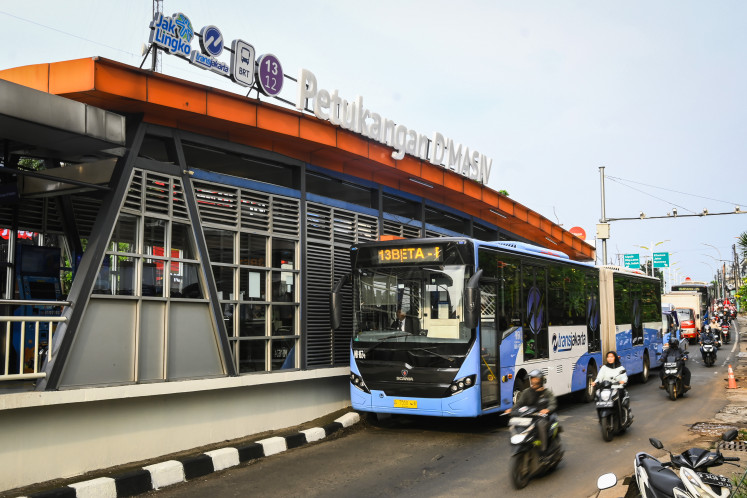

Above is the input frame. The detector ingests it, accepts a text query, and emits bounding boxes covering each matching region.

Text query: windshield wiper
[409,347,457,362]
[364,333,412,353]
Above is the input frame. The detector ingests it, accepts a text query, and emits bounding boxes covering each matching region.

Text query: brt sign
[623,254,640,269]
[653,252,670,268]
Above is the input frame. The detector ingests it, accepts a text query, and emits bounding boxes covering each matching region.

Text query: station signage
[148,11,492,185]
[148,12,282,95]
[296,69,493,185]
[653,252,670,268]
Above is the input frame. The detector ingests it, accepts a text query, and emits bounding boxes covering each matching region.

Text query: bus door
[479,278,500,409]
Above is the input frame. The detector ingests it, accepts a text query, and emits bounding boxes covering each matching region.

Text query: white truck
[661,291,704,339]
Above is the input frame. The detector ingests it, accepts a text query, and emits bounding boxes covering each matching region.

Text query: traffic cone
[727,364,738,389]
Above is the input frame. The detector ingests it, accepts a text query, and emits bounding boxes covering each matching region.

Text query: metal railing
[0,300,69,381]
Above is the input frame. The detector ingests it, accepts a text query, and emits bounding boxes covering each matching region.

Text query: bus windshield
[353,264,470,345]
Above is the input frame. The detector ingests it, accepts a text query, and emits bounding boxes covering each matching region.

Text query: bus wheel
[580,365,597,403]
[513,378,528,405]
[639,353,650,383]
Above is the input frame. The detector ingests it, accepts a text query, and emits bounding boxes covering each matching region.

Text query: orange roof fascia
[0,57,595,261]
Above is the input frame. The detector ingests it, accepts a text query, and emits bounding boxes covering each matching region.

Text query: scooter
[700,335,717,367]
[661,353,689,401]
[595,380,633,441]
[507,405,564,489]
[721,322,730,344]
[634,429,741,497]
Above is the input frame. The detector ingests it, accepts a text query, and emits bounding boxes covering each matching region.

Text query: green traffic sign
[653,252,670,268]
[623,253,640,268]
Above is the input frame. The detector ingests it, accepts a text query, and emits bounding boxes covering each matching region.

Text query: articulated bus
[332,237,662,418]
[599,266,663,382]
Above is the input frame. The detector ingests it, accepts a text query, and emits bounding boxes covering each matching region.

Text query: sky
[1,1,745,287]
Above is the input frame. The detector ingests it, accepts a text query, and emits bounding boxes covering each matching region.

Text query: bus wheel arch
[512,370,528,405]
[580,360,597,403]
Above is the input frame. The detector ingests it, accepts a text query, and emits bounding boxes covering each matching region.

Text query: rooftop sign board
[148,11,492,185]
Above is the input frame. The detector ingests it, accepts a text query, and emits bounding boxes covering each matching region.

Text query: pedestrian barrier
[727,364,738,389]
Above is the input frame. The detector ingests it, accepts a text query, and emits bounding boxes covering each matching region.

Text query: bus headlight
[446,375,477,396]
[350,373,370,394]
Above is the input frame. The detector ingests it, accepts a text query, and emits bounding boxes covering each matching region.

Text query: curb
[19,412,361,498]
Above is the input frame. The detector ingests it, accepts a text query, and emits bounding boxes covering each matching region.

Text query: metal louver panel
[171,177,189,221]
[383,220,420,239]
[271,197,299,236]
[193,180,239,228]
[425,229,448,238]
[123,170,143,211]
[143,172,172,216]
[240,189,270,232]
[356,214,378,242]
[306,204,331,241]
[70,196,103,238]
[332,245,352,365]
[306,240,333,366]
[332,211,356,246]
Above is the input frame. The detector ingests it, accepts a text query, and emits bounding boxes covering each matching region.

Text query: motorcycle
[700,335,717,367]
[507,405,564,489]
[634,429,741,498]
[595,380,633,441]
[721,322,730,344]
[661,352,689,401]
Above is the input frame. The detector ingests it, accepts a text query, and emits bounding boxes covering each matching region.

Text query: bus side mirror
[464,269,483,329]
[330,273,351,330]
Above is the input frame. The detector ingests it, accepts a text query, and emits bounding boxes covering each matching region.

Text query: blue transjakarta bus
[331,237,609,418]
[599,266,664,382]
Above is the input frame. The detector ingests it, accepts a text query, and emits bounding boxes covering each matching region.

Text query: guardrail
[0,300,69,381]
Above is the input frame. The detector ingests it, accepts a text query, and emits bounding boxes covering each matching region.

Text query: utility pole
[151,0,163,72]
[598,167,610,265]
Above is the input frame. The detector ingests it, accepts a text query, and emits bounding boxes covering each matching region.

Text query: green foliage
[498,189,509,197]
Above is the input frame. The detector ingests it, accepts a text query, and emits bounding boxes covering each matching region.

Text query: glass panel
[144,217,166,255]
[271,271,295,302]
[171,222,196,260]
[240,269,266,301]
[110,214,138,253]
[212,266,235,300]
[221,302,235,337]
[239,304,266,337]
[240,233,267,267]
[238,340,267,372]
[112,256,136,296]
[142,258,164,297]
[271,339,296,370]
[205,228,234,264]
[271,305,296,336]
[272,239,295,269]
[170,262,203,298]
[93,255,113,295]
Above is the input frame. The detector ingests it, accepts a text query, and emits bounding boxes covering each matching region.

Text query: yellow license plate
[393,399,417,409]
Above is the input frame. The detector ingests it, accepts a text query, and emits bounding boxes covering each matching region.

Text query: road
[148,328,741,498]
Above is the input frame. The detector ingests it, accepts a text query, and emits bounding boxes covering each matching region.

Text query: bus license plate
[394,399,417,409]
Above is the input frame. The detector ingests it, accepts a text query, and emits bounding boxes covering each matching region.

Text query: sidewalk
[3,410,363,498]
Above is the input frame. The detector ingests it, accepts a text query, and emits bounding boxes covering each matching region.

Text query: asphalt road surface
[148,331,741,498]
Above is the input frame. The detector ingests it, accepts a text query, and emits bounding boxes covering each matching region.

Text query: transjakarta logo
[296,69,493,185]
[552,332,587,353]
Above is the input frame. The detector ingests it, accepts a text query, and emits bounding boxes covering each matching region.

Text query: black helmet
[669,334,679,347]
[528,369,545,386]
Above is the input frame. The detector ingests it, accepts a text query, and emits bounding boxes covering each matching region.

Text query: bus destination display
[376,246,442,264]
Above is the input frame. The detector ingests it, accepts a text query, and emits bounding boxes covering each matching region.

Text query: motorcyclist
[592,351,632,422]
[708,316,723,343]
[699,327,717,361]
[505,369,558,458]
[659,334,691,390]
